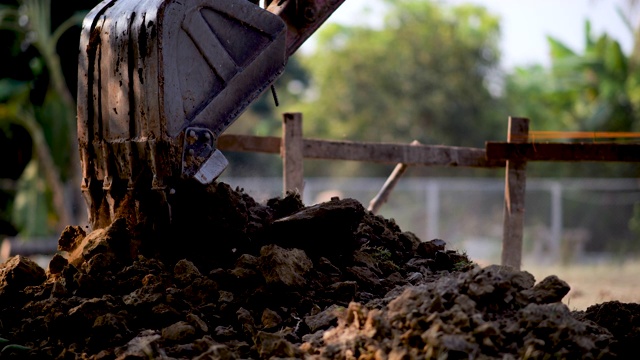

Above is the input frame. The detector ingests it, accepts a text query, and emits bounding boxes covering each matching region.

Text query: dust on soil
[0,180,637,359]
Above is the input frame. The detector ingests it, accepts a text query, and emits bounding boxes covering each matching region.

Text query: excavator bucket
[77,0,287,229]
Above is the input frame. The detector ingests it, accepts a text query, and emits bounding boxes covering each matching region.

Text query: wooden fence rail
[219,134,503,167]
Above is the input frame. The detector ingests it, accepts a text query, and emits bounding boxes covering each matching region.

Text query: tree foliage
[507,21,638,134]
[279,0,504,176]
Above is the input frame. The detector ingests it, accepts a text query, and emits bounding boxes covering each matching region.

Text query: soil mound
[0,181,637,359]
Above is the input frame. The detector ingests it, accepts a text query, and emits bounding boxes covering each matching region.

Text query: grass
[522,258,640,311]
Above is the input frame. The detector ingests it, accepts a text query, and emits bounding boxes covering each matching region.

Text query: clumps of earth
[0,181,638,359]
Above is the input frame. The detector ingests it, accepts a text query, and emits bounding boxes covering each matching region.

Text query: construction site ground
[0,181,638,359]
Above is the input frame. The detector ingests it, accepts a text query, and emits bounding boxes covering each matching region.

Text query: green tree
[285,0,505,176]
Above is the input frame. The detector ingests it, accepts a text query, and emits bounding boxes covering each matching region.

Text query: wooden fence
[218,113,640,270]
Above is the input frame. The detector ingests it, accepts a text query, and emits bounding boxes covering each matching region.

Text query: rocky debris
[522,274,570,304]
[0,180,637,359]
[0,255,45,302]
[304,266,614,359]
[578,301,640,357]
[258,245,313,288]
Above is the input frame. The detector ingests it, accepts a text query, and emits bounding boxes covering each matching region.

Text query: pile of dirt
[0,181,638,359]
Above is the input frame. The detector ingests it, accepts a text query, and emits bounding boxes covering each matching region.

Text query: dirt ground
[0,180,638,359]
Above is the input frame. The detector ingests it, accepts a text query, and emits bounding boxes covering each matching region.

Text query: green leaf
[547,36,577,60]
[1,344,32,354]
[0,79,29,102]
[584,19,594,49]
[603,40,628,80]
[12,160,52,237]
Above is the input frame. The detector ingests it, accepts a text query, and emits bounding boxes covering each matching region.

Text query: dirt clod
[0,255,45,301]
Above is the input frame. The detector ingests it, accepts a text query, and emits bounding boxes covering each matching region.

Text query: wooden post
[426,181,440,240]
[501,117,529,270]
[282,112,304,197]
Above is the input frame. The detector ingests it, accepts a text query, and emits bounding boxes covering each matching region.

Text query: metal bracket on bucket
[182,127,229,184]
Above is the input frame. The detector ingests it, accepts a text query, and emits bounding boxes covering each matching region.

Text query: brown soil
[0,180,638,359]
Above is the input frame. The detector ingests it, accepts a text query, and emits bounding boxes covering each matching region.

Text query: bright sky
[323,0,637,70]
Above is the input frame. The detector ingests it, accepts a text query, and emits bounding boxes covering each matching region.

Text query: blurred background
[0,0,639,309]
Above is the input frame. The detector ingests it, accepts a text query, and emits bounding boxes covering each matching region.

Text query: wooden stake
[368,163,408,214]
[501,117,529,270]
[282,113,304,197]
[368,140,420,214]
